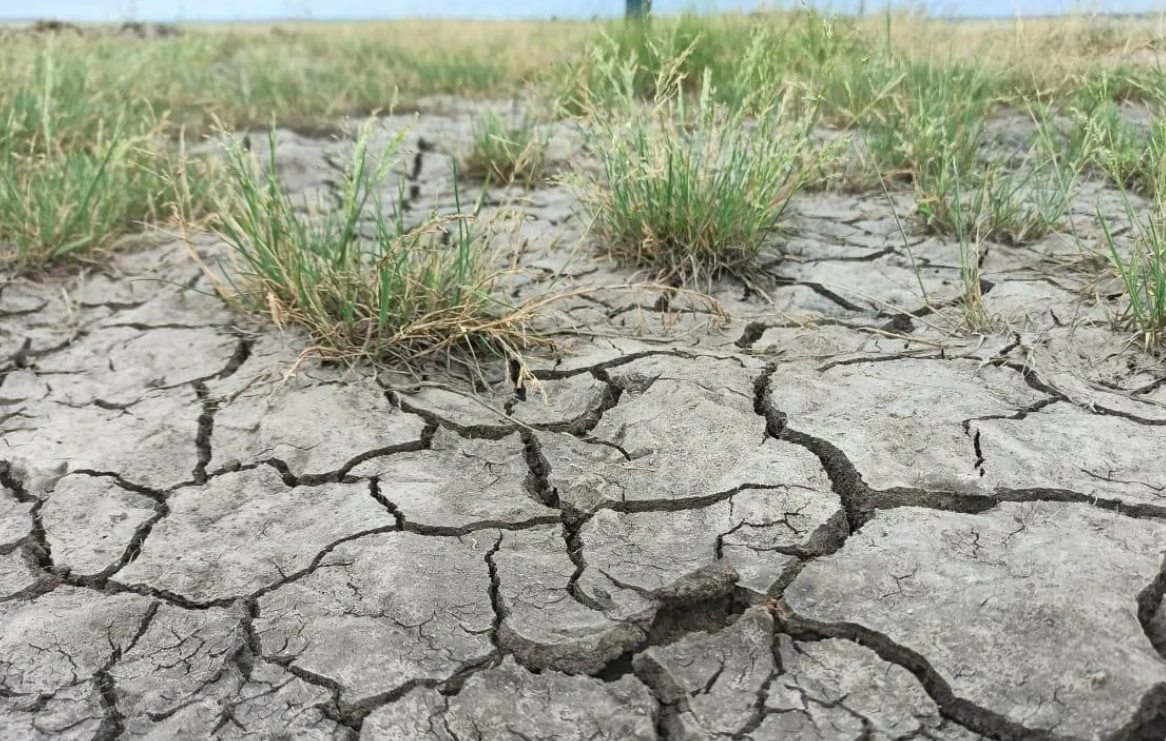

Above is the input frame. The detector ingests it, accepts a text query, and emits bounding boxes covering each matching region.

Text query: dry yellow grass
[846,13,1166,94]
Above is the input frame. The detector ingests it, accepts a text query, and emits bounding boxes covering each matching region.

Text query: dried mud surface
[4,102,1166,740]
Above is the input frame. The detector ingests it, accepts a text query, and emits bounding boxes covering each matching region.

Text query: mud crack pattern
[3,107,1166,741]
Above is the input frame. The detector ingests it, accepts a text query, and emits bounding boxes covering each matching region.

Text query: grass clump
[1056,99,1166,197]
[0,46,219,271]
[840,57,1073,245]
[1096,126,1166,355]
[203,118,545,368]
[552,10,856,117]
[1038,68,1166,198]
[0,131,215,271]
[944,174,998,334]
[1099,198,1166,354]
[858,59,996,182]
[915,160,1074,245]
[580,47,826,284]
[462,111,549,187]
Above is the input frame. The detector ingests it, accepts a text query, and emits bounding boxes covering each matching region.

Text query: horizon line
[3,8,1165,23]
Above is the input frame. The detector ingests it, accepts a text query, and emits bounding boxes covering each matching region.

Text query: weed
[0,49,218,271]
[462,111,549,187]
[1097,126,1166,355]
[946,171,999,334]
[580,49,825,284]
[916,160,1073,245]
[552,10,856,117]
[1099,200,1166,354]
[202,117,547,369]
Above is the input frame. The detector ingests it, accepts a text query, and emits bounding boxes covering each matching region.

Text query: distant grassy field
[1,12,1162,269]
[4,11,1166,358]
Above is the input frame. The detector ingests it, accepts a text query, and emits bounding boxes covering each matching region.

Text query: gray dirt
[3,101,1166,740]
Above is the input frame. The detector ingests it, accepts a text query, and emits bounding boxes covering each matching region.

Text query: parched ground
[4,102,1166,741]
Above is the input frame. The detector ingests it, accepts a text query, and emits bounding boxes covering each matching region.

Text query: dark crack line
[870,484,1166,520]
[816,346,1019,373]
[519,429,606,611]
[88,524,403,613]
[90,601,160,741]
[368,454,560,537]
[1132,374,1166,396]
[368,478,405,528]
[262,655,358,730]
[530,347,754,382]
[329,433,433,484]
[734,316,889,353]
[406,515,561,538]
[266,645,500,733]
[1069,398,1166,428]
[609,482,808,516]
[761,365,1166,525]
[382,388,515,441]
[231,599,262,681]
[91,670,125,741]
[206,425,436,488]
[484,532,506,648]
[192,381,216,485]
[1138,553,1166,660]
[1,472,176,602]
[756,368,869,531]
[0,461,60,599]
[765,274,867,313]
[4,332,86,372]
[965,396,1068,431]
[773,605,1166,741]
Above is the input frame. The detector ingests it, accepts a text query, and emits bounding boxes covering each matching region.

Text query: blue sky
[1,0,1162,21]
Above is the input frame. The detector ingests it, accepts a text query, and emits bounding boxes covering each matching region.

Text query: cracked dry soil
[4,103,1166,741]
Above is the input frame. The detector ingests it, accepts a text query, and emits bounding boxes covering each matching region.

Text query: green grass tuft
[0,47,219,271]
[462,111,549,187]
[1097,130,1166,355]
[579,50,828,284]
[203,117,546,367]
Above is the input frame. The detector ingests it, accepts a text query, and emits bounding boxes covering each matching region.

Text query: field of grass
[3,10,1166,362]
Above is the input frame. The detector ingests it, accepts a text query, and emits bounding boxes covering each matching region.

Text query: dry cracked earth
[4,101,1166,741]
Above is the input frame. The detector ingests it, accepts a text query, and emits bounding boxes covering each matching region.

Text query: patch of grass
[1059,100,1166,196]
[551,10,858,117]
[1099,202,1166,355]
[462,111,549,187]
[859,59,997,181]
[916,160,1073,245]
[1097,127,1166,355]
[945,173,999,334]
[1037,67,1166,197]
[201,117,547,368]
[0,51,219,271]
[579,50,827,284]
[6,13,1166,278]
[836,54,1078,245]
[0,134,217,271]
[551,14,753,113]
